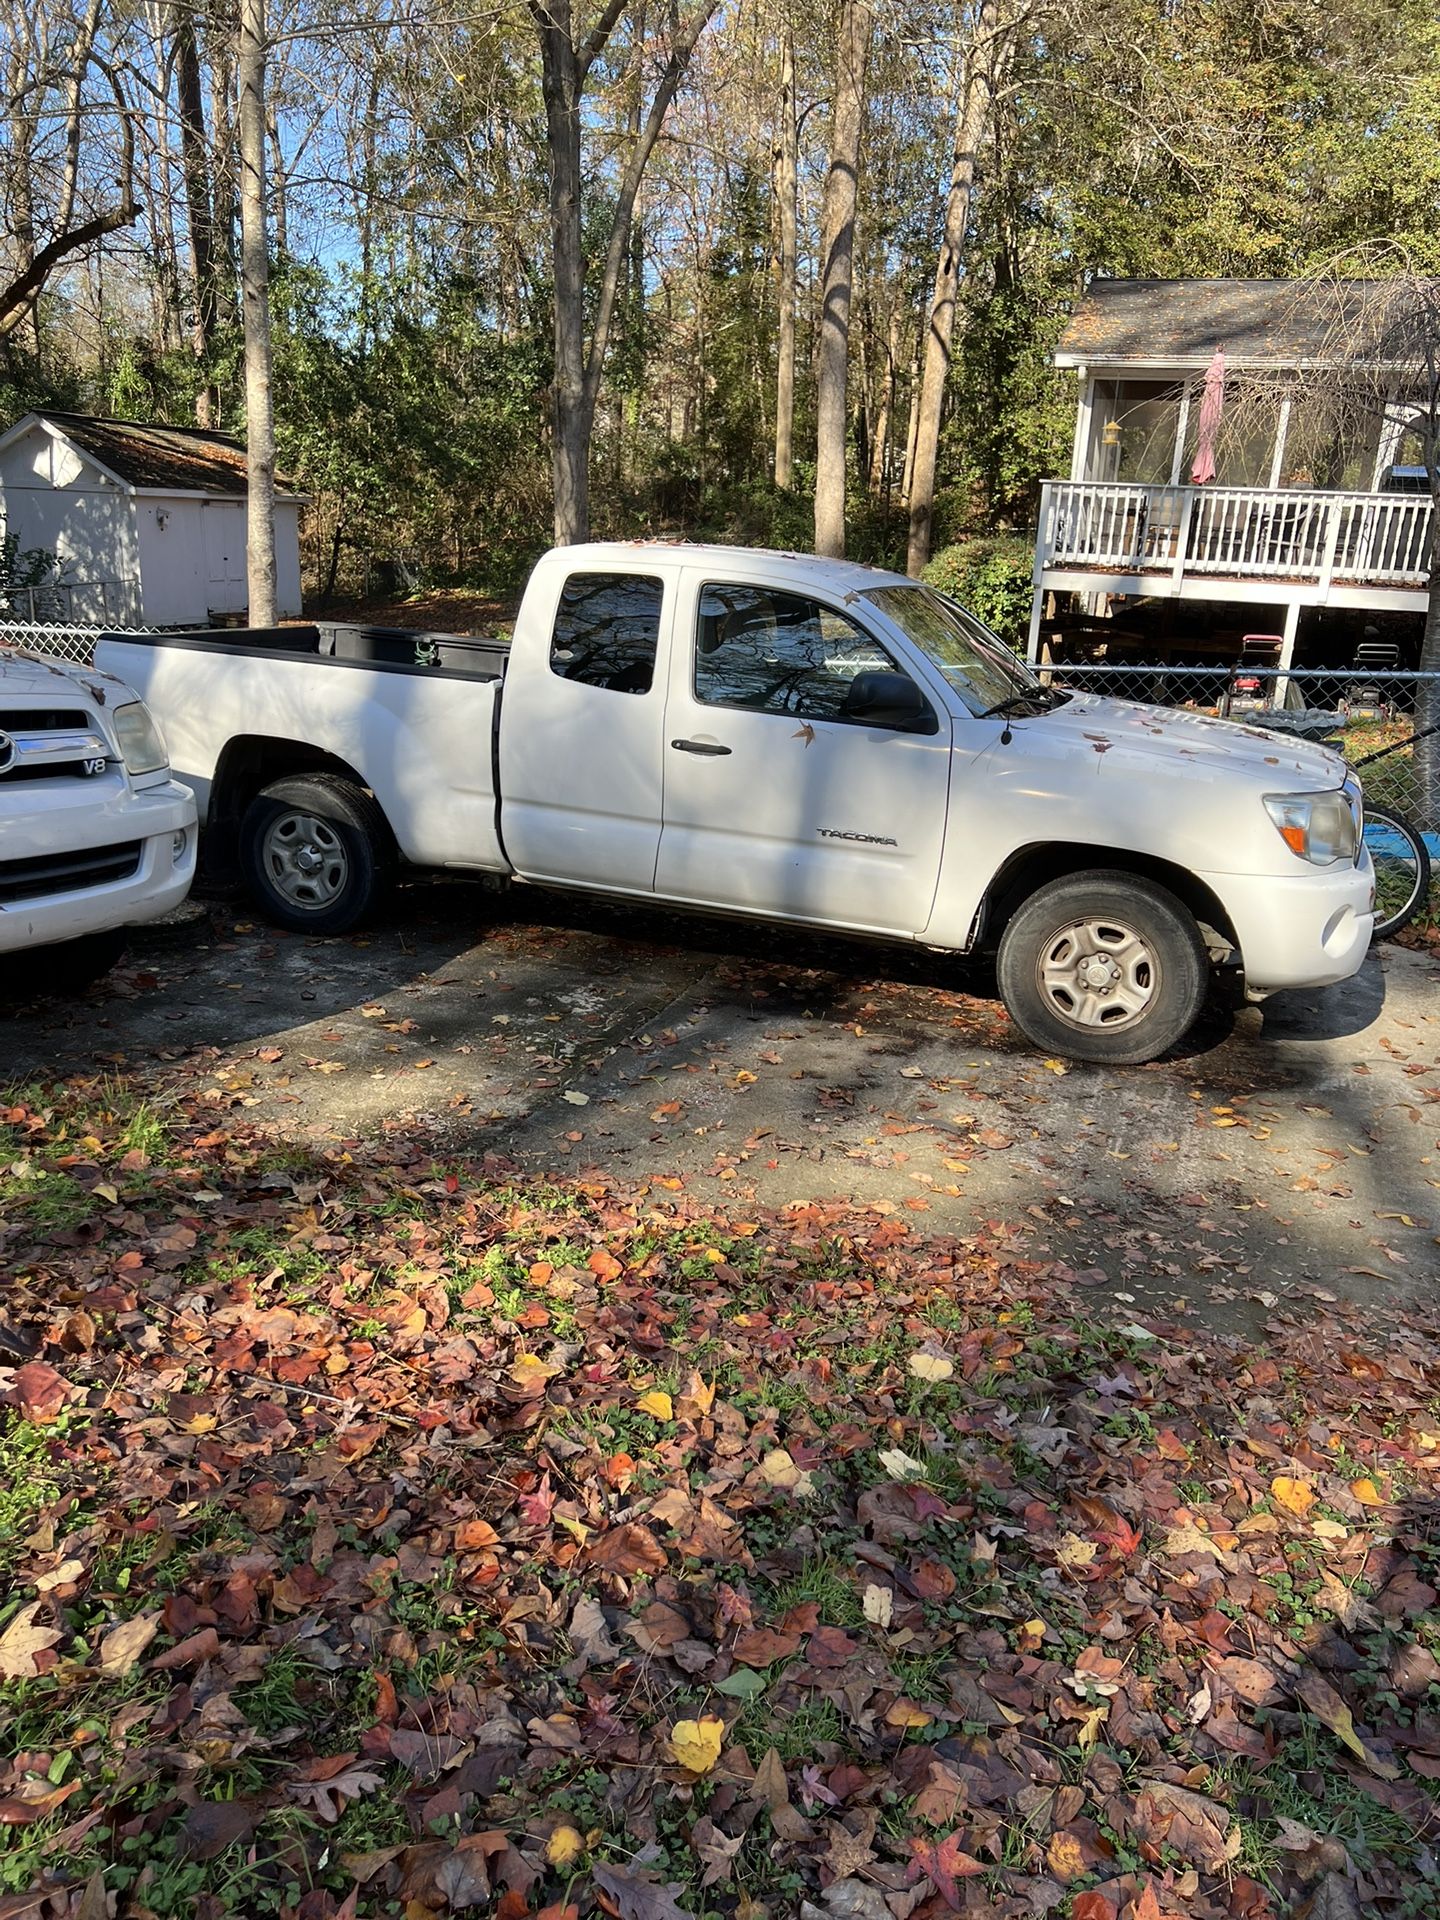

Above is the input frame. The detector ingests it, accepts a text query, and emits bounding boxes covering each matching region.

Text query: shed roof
[13,412,302,498]
[1054,278,1431,371]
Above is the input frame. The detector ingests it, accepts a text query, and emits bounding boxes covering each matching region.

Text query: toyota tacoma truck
[0,642,197,989]
[94,543,1374,1064]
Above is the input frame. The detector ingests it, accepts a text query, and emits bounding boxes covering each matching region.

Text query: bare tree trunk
[534,0,591,544]
[4,30,38,349]
[869,299,900,495]
[144,4,183,353]
[900,319,922,501]
[906,0,1003,577]
[56,0,105,237]
[814,0,871,558]
[211,36,239,329]
[530,0,718,546]
[267,107,287,254]
[772,27,797,490]
[238,0,277,626]
[174,3,220,421]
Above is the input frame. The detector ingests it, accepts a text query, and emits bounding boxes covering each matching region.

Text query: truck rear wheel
[996,871,1207,1066]
[240,774,394,935]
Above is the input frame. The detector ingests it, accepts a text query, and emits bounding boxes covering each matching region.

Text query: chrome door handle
[670,738,732,755]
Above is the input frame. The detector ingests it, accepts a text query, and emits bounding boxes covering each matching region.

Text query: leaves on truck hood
[1032,691,1346,786]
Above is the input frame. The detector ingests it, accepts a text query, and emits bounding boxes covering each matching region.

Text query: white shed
[0,411,305,626]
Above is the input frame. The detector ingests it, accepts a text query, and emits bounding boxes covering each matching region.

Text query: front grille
[0,841,141,905]
[0,705,111,783]
[0,708,91,731]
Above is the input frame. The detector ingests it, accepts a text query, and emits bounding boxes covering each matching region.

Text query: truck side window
[549,572,664,694]
[694,584,905,721]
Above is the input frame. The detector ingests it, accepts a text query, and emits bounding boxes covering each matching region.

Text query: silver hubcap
[262,810,349,909]
[1038,916,1159,1032]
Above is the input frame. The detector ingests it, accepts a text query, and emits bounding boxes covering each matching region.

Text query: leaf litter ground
[1,1079,1437,1920]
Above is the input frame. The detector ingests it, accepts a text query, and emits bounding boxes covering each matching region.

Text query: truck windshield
[862,585,1044,714]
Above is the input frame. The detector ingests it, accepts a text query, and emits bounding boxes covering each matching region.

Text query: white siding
[0,422,141,622]
[275,501,303,616]
[0,419,305,625]
[136,498,303,623]
[135,498,212,624]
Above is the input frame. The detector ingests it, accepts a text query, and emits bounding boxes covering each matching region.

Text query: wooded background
[4,0,1440,614]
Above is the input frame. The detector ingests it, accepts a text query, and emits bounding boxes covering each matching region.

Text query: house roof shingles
[34,412,301,497]
[1054,278,1428,370]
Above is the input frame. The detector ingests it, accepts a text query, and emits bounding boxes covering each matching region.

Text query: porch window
[1087,380,1182,483]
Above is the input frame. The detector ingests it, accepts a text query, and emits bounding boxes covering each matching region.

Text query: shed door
[203,505,245,588]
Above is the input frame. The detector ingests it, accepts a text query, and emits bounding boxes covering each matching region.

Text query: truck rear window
[549,573,664,694]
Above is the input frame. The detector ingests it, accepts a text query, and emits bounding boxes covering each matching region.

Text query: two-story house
[1027,279,1433,673]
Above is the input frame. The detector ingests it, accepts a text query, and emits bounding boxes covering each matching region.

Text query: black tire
[239,773,394,935]
[996,870,1208,1066]
[1363,804,1431,941]
[0,927,128,1000]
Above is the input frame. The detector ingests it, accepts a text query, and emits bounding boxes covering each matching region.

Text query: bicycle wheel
[1363,803,1431,940]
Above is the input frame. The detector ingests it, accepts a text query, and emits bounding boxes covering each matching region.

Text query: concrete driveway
[5,878,1437,1336]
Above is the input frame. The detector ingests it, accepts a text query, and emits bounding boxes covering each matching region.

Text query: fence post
[1318,498,1343,601]
[1171,489,1195,592]
[1027,487,1050,665]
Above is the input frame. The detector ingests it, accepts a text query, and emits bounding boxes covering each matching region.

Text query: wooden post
[1273,599,1301,707]
[1026,488,1049,664]
[1071,371,1092,482]
[1268,398,1292,490]
[1169,381,1192,486]
[1172,488,1196,592]
[1318,496,1343,601]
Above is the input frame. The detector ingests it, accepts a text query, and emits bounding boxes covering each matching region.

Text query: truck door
[498,567,669,893]
[654,575,953,935]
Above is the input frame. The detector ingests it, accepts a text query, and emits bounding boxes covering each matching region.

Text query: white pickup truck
[95,542,1374,1064]
[0,643,197,988]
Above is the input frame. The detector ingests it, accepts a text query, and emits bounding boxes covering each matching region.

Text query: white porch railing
[1036,481,1433,592]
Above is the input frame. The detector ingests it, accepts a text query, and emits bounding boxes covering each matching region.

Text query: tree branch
[577,0,632,79]
[582,0,719,407]
[0,201,141,339]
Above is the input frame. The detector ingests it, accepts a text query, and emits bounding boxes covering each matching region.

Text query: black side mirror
[842,669,934,731]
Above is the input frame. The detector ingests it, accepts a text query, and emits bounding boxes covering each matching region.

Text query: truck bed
[95,624,510,875]
[113,621,512,681]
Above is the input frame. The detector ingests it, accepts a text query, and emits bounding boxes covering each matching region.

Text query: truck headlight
[112,701,168,777]
[1264,789,1359,866]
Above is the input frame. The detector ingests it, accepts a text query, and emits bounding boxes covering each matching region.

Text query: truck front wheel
[240,774,394,935]
[996,871,1207,1066]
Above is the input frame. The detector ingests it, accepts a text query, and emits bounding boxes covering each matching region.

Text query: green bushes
[922,535,1035,646]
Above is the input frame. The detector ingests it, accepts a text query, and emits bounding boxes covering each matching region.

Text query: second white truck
[1,642,197,988]
[95,542,1375,1065]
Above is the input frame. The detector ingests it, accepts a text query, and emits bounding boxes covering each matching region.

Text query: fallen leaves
[544,1824,585,1869]
[668,1714,724,1774]
[0,1602,62,1681]
[1,1082,1438,1920]
[1294,1670,1401,1779]
[5,1358,70,1423]
[96,1610,160,1675]
[907,1349,954,1382]
[1272,1474,1317,1518]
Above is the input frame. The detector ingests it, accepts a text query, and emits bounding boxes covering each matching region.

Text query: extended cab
[95,543,1375,1064]
[0,643,197,987]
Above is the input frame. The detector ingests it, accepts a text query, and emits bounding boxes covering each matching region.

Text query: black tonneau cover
[100,622,511,682]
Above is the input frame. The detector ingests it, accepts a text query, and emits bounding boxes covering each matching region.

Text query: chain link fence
[5,611,1438,846]
[1045,663,1440,841]
[0,615,157,667]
